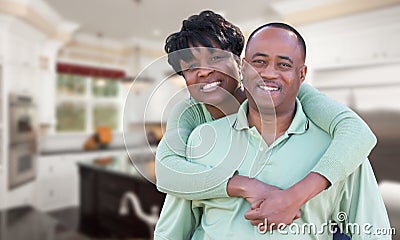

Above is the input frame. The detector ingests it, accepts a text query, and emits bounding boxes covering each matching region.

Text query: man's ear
[300,65,307,83]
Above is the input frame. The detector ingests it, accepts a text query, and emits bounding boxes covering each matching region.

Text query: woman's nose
[197,67,215,77]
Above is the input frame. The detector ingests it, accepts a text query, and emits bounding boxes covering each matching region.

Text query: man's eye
[251,59,265,67]
[279,63,292,69]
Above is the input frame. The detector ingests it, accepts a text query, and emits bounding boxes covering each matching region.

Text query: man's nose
[260,65,278,80]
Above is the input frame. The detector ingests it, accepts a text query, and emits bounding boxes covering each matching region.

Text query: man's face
[179,47,240,106]
[242,27,307,114]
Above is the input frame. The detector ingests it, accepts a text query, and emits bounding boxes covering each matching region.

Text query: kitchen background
[0,0,399,239]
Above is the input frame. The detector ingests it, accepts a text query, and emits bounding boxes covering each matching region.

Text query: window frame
[55,74,125,134]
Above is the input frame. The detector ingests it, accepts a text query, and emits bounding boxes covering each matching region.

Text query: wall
[300,5,400,84]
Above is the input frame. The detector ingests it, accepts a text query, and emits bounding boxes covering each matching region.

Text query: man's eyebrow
[251,52,294,64]
[278,55,293,64]
[251,52,268,58]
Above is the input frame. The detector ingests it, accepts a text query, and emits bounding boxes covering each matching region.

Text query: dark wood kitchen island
[77,154,165,239]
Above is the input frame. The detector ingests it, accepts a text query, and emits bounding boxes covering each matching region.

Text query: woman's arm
[298,82,377,184]
[155,99,236,200]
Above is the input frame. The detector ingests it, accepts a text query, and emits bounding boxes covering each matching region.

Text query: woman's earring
[239,78,244,91]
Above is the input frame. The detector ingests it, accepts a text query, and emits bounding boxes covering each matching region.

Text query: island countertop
[77,150,156,183]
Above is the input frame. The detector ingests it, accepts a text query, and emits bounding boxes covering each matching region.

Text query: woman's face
[179,46,240,106]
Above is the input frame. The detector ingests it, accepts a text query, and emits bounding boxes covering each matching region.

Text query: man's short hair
[247,22,306,61]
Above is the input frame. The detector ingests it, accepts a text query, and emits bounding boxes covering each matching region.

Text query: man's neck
[247,105,296,145]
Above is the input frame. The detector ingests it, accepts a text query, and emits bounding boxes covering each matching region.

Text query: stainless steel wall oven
[8,94,38,189]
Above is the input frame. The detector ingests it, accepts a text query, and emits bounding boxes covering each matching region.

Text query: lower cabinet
[78,163,165,238]
[35,155,79,211]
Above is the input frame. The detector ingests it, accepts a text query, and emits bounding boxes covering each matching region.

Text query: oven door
[8,142,37,189]
[9,95,36,144]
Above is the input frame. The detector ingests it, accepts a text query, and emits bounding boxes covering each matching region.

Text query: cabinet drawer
[36,175,77,211]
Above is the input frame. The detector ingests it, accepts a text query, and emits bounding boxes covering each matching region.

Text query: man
[174,23,391,239]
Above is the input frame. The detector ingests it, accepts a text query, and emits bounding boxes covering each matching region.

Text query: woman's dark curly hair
[165,10,244,75]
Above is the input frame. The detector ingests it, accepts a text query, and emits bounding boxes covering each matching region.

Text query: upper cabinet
[1,19,60,128]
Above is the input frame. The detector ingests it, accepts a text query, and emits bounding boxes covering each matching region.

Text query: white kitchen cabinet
[35,154,78,212]
[34,150,126,212]
[5,25,44,96]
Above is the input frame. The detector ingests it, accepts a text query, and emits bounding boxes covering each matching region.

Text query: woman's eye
[186,64,197,71]
[211,56,223,62]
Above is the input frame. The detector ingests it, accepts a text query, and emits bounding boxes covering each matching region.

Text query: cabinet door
[35,155,79,211]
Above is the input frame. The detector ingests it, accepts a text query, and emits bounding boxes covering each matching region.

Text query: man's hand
[226,176,279,204]
[244,189,302,230]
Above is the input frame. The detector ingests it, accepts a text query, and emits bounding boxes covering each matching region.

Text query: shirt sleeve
[154,195,200,240]
[297,83,377,185]
[331,160,391,240]
[155,99,233,200]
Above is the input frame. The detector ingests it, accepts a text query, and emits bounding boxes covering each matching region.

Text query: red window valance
[57,63,126,79]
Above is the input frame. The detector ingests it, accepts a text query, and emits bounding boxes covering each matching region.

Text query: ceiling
[41,0,400,46]
[42,0,283,43]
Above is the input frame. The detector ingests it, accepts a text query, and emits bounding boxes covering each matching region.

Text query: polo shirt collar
[233,98,309,135]
[287,99,309,135]
[234,100,251,130]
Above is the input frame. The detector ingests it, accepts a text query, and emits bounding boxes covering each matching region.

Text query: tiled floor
[48,207,149,240]
[0,206,90,240]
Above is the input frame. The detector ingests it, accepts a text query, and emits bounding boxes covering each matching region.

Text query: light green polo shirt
[156,100,390,240]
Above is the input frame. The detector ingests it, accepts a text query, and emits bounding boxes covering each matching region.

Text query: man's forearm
[227,175,280,201]
[226,175,253,198]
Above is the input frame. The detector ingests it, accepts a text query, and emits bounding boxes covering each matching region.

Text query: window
[56,73,124,133]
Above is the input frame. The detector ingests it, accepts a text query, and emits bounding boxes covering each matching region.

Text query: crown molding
[0,0,78,43]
